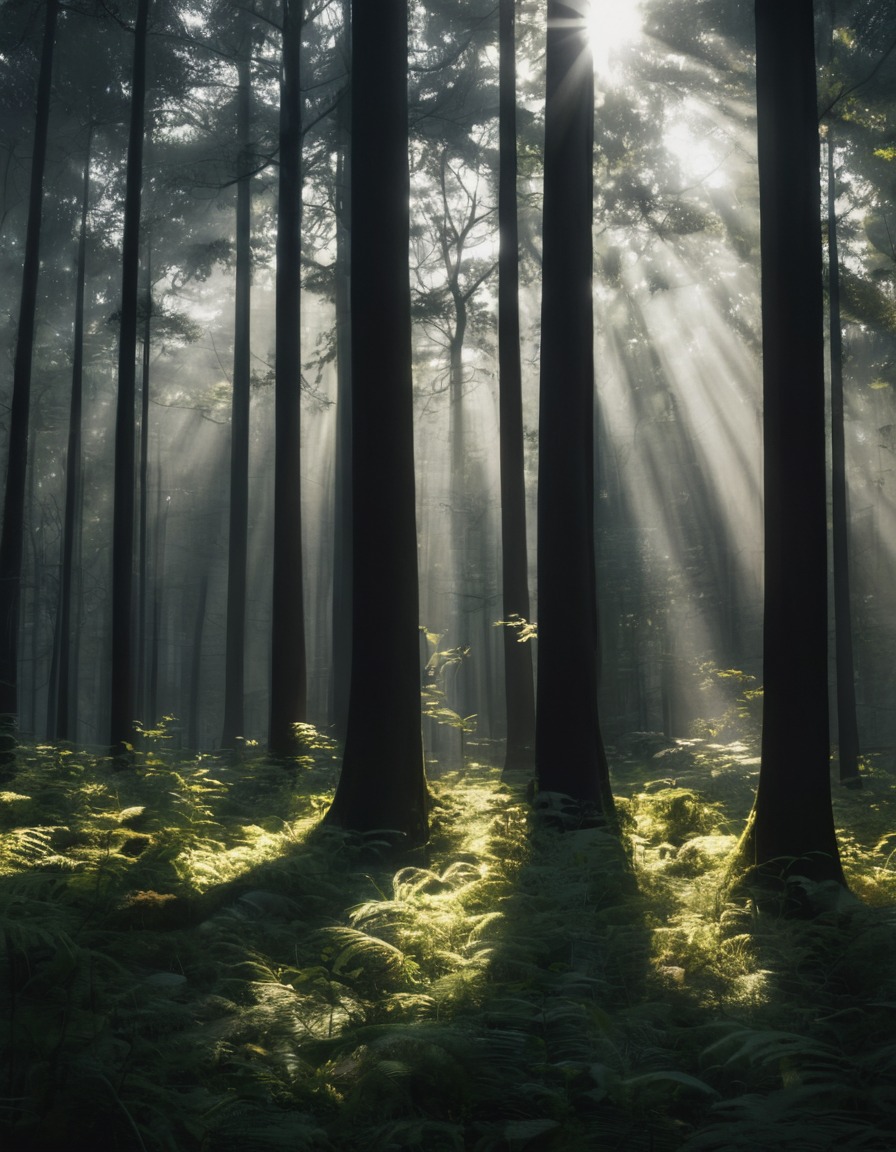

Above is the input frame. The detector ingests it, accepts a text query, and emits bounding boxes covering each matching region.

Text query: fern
[3,740,896,1152]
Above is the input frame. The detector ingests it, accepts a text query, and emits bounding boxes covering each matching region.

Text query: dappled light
[3,734,896,1146]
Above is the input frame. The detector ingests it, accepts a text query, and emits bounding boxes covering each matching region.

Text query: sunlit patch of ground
[2,733,896,1149]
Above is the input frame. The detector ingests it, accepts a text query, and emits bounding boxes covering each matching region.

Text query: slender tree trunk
[110,0,150,758]
[535,0,614,818]
[269,0,307,757]
[331,0,352,740]
[223,29,252,750]
[661,619,676,739]
[137,249,152,721]
[827,129,861,788]
[26,467,42,738]
[47,582,61,740]
[0,0,58,772]
[53,118,93,742]
[70,460,84,741]
[326,0,428,846]
[447,288,470,752]
[449,287,467,491]
[746,0,844,884]
[498,0,536,774]
[149,481,167,727]
[189,572,208,750]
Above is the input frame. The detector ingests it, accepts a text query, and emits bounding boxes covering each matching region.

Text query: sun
[588,0,642,79]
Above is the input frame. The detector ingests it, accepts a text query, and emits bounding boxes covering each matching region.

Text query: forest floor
[1,725,896,1151]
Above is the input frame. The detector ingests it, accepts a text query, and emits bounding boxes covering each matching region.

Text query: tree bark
[535,0,614,818]
[269,0,308,757]
[148,481,168,727]
[188,572,208,750]
[137,247,152,722]
[110,0,151,758]
[223,26,253,750]
[330,0,352,740]
[827,128,861,787]
[54,117,93,742]
[0,0,59,771]
[326,0,428,846]
[498,0,536,774]
[747,0,844,883]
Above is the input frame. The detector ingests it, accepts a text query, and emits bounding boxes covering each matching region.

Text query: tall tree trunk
[69,461,84,741]
[47,576,61,739]
[331,0,352,740]
[448,274,467,499]
[269,0,307,757]
[137,248,152,721]
[148,479,168,727]
[189,572,208,750]
[498,0,536,775]
[746,0,844,884]
[447,286,470,750]
[0,0,58,773]
[54,118,93,742]
[326,0,428,846]
[222,28,252,750]
[535,0,614,818]
[110,0,150,758]
[827,128,861,788]
[26,465,42,737]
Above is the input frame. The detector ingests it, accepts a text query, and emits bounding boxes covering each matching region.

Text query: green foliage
[840,264,896,333]
[691,665,763,742]
[420,685,477,736]
[1,740,896,1149]
[421,632,478,773]
[493,614,538,644]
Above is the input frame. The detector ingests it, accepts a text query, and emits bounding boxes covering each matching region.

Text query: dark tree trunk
[137,249,152,721]
[326,0,428,846]
[188,572,208,750]
[269,0,307,757]
[26,469,43,738]
[535,0,614,818]
[110,0,151,758]
[47,577,61,739]
[498,0,535,775]
[747,0,844,882]
[223,29,252,750]
[148,476,167,726]
[447,285,469,755]
[827,128,861,788]
[331,0,352,740]
[447,195,468,499]
[0,0,58,772]
[54,118,93,742]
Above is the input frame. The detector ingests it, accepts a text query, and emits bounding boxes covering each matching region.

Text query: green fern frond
[323,926,419,983]
[701,1025,843,1073]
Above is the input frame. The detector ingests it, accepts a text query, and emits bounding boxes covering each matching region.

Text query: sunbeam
[589,0,642,80]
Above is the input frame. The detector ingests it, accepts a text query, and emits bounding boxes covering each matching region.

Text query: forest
[2,0,896,1147]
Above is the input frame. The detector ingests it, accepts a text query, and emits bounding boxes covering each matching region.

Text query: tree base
[531,789,608,833]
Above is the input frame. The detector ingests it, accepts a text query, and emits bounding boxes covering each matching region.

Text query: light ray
[588,0,642,80]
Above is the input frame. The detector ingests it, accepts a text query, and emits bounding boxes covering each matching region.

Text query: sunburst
[588,0,642,79]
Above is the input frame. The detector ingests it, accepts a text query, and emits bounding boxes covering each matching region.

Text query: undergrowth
[0,730,895,1149]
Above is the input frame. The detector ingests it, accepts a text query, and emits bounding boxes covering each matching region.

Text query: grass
[1,726,895,1150]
